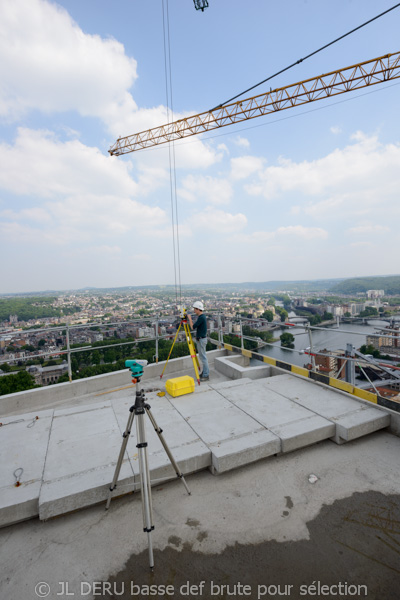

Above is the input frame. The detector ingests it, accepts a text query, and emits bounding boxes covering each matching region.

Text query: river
[257,314,400,368]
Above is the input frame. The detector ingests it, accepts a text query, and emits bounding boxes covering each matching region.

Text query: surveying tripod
[106,360,191,570]
[160,307,201,384]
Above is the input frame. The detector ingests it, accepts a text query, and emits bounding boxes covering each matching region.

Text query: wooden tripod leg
[184,322,201,385]
[160,322,182,379]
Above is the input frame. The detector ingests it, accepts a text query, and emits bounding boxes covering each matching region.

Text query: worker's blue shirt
[193,313,207,339]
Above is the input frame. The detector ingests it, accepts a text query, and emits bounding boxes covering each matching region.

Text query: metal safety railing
[1,311,399,386]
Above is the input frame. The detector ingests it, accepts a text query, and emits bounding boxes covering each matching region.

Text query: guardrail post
[218,312,223,349]
[307,324,316,371]
[155,316,159,363]
[345,343,355,385]
[66,325,72,383]
[240,317,244,350]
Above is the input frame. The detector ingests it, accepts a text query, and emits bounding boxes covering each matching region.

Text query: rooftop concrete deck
[0,351,394,528]
[1,351,399,600]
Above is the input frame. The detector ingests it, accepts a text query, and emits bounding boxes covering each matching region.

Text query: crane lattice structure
[109,52,400,156]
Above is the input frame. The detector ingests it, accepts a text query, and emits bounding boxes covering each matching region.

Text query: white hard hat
[193,301,204,311]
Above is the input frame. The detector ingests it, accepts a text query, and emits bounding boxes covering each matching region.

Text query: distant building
[314,349,347,379]
[367,324,400,355]
[366,290,385,299]
[137,326,154,338]
[27,362,69,386]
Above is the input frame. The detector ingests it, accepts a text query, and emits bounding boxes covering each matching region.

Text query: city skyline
[1,0,400,293]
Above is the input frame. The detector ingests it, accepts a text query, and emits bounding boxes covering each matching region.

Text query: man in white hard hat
[188,301,209,381]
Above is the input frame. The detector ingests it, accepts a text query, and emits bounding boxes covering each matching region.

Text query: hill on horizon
[329,275,400,295]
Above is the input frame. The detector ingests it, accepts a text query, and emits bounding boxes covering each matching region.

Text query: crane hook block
[193,0,209,11]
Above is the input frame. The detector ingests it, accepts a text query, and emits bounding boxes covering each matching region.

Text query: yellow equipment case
[165,375,195,398]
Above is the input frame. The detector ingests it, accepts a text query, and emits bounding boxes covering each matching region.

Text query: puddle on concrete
[100,491,400,600]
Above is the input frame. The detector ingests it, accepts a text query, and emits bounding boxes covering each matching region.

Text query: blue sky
[1,0,399,293]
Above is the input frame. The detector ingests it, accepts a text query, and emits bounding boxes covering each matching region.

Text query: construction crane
[109,52,400,156]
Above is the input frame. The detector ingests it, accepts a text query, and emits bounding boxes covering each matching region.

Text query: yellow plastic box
[165,375,195,398]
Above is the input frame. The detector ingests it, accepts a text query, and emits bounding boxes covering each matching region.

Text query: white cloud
[233,136,250,148]
[192,207,247,233]
[330,126,342,135]
[0,128,139,198]
[350,241,373,248]
[67,245,122,258]
[245,133,400,223]
[0,0,224,175]
[235,225,328,244]
[276,225,328,239]
[230,155,265,180]
[347,224,390,235]
[0,128,169,244]
[0,0,137,123]
[178,175,233,205]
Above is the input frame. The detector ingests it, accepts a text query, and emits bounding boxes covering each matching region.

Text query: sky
[0,0,399,294]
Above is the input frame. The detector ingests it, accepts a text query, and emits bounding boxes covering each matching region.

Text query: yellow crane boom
[109,52,400,156]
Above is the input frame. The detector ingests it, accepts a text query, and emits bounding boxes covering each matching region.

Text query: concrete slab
[210,429,280,473]
[39,402,134,520]
[169,389,279,473]
[0,409,53,526]
[2,431,400,600]
[217,380,335,453]
[259,374,390,444]
[210,378,254,391]
[335,407,390,444]
[214,354,271,380]
[111,392,211,484]
[168,389,232,419]
[1,366,394,527]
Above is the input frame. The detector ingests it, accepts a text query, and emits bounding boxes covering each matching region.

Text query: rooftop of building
[1,348,400,599]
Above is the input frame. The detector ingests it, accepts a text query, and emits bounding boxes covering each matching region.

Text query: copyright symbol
[35,582,50,597]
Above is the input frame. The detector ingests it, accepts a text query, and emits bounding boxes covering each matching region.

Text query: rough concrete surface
[1,431,399,600]
[0,371,393,528]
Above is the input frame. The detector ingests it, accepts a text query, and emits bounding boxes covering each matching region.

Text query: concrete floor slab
[210,378,254,391]
[258,374,390,444]
[3,431,400,600]
[217,380,335,453]
[170,389,278,473]
[180,404,265,445]
[0,410,53,526]
[335,406,390,443]
[39,402,134,520]
[211,429,280,473]
[260,374,359,417]
[169,389,232,418]
[111,393,211,487]
[1,367,395,527]
[271,415,335,453]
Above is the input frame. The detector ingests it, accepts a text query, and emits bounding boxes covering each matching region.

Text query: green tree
[359,344,380,358]
[0,371,38,396]
[261,310,274,322]
[280,332,295,348]
[359,307,378,318]
[92,350,101,365]
[310,314,322,325]
[21,344,36,352]
[275,307,288,322]
[104,348,116,363]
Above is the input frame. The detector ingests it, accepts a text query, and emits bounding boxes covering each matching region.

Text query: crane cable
[212,2,400,110]
[162,0,182,306]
